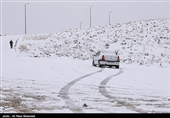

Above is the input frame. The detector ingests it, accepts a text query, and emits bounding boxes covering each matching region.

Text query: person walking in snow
[9,40,13,49]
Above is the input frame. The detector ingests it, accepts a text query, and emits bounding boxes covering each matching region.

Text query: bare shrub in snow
[145,53,149,56]
[161,53,166,57]
[18,45,29,52]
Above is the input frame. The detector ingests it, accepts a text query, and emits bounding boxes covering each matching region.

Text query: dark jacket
[9,40,13,45]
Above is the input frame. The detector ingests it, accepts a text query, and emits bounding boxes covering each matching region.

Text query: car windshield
[102,51,115,54]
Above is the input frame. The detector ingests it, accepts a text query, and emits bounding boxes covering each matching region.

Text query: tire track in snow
[99,68,147,113]
[59,68,104,113]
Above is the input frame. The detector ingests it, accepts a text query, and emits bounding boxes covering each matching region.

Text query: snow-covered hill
[1,18,170,113]
[4,18,170,68]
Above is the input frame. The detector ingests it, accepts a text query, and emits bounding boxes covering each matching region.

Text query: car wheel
[92,60,96,66]
[109,66,112,68]
[115,65,119,69]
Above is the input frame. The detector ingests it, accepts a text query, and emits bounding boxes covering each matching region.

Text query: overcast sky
[0,0,170,35]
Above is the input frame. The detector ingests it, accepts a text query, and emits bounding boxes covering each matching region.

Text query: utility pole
[25,3,29,34]
[80,22,83,29]
[109,11,112,25]
[90,5,93,27]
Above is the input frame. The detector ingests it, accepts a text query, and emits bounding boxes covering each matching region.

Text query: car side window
[96,51,100,56]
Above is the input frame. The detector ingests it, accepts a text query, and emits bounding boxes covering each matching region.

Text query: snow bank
[4,18,170,68]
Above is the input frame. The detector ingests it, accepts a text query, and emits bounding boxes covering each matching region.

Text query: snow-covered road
[1,54,169,113]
